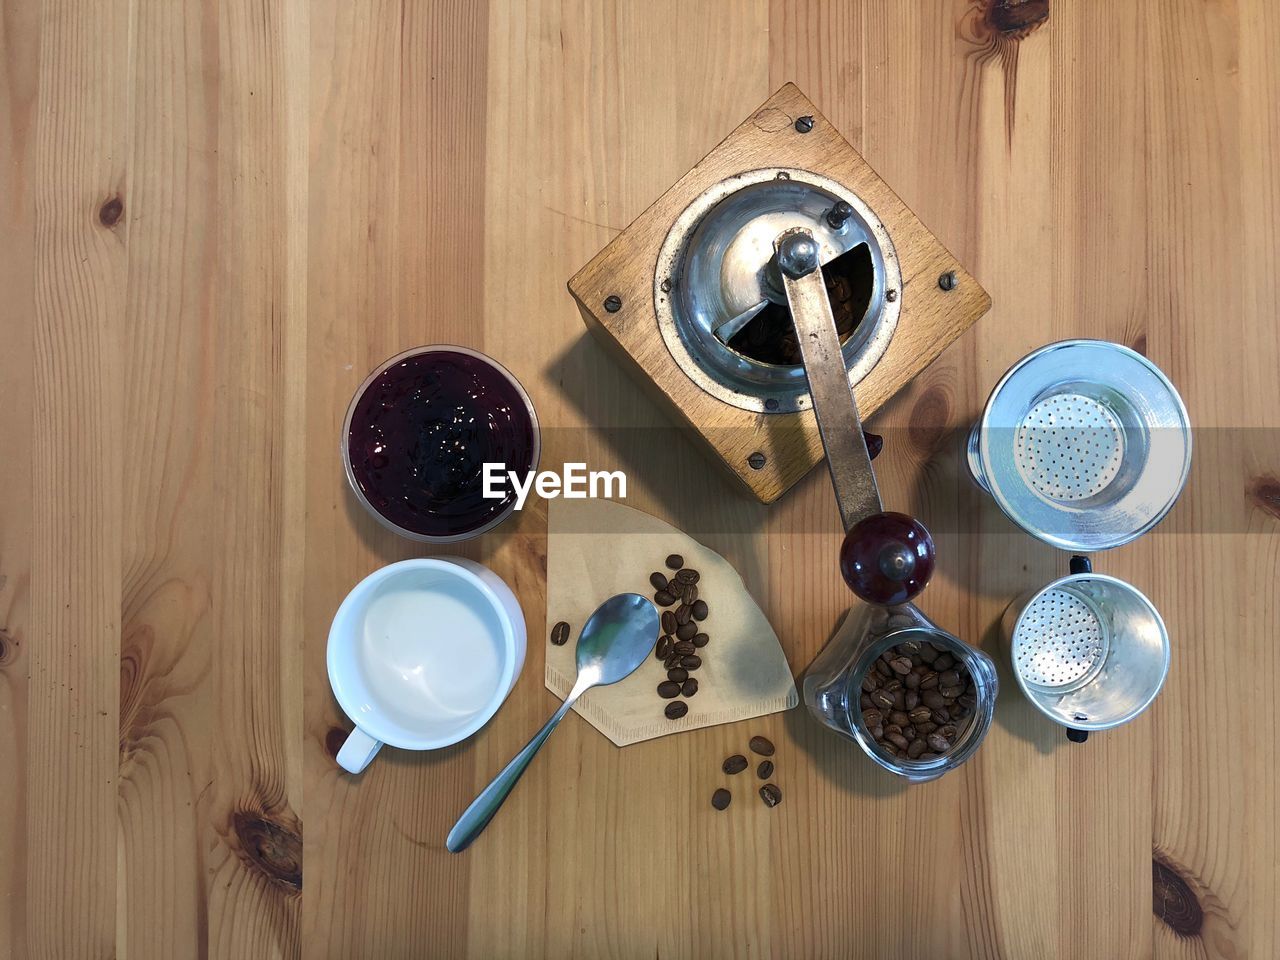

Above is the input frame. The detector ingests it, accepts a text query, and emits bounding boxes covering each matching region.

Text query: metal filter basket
[1001,557,1170,740]
[968,340,1192,551]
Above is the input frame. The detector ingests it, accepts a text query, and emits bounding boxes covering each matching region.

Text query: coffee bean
[907,738,926,759]
[749,735,775,756]
[927,733,950,752]
[861,673,880,693]
[860,693,873,710]
[889,657,913,676]
[691,599,709,621]
[889,711,910,727]
[919,671,939,690]
[759,784,783,808]
[883,678,903,694]
[649,571,669,592]
[871,689,894,710]
[922,690,946,710]
[676,622,697,641]
[692,632,709,647]
[908,706,932,725]
[937,724,958,740]
[723,754,748,774]
[666,554,684,570]
[667,667,688,683]
[875,660,893,678]
[918,722,937,735]
[661,611,677,635]
[674,640,696,656]
[892,690,907,711]
[939,685,964,700]
[757,759,773,780]
[550,621,571,646]
[862,709,884,729]
[904,690,920,711]
[654,590,676,607]
[880,744,900,758]
[957,692,977,710]
[666,700,688,720]
[933,653,955,671]
[682,678,698,697]
[902,725,916,740]
[711,787,731,809]
[681,583,698,605]
[870,725,884,741]
[930,707,951,724]
[675,604,692,625]
[904,672,921,690]
[664,654,680,670]
[938,669,961,688]
[657,680,682,699]
[681,655,701,669]
[896,640,922,656]
[675,568,699,584]
[885,731,909,750]
[918,644,939,664]
[656,636,671,659]
[909,653,924,667]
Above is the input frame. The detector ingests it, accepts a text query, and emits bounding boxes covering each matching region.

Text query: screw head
[660,278,672,294]
[794,115,815,133]
[938,271,958,292]
[826,200,854,229]
[885,289,898,302]
[776,232,820,279]
[603,294,622,312]
[764,398,779,412]
[747,451,767,470]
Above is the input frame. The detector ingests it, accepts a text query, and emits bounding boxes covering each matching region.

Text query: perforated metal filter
[1013,393,1124,503]
[1012,588,1107,688]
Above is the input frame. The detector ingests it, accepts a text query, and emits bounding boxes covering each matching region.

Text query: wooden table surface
[2,1,1276,957]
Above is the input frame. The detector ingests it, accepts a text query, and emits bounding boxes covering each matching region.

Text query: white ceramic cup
[327,557,526,773]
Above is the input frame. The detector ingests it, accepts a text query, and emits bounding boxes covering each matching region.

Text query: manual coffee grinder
[570,84,998,779]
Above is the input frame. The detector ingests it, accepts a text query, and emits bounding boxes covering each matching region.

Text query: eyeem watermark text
[483,463,626,511]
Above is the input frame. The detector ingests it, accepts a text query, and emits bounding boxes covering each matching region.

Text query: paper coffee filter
[546,498,797,746]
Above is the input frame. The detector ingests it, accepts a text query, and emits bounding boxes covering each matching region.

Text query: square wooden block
[568,83,991,503]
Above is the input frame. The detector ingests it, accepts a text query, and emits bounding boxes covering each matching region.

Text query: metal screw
[938,271,958,292]
[794,115,814,133]
[826,200,854,230]
[764,398,779,412]
[776,232,820,279]
[660,278,672,294]
[886,289,898,302]
[775,171,791,180]
[747,452,767,470]
[603,294,622,312]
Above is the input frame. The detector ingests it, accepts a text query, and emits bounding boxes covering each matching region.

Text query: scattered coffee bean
[656,636,671,659]
[749,735,775,757]
[657,680,682,699]
[664,654,680,670]
[675,604,693,625]
[674,640,696,656]
[666,554,684,570]
[550,621,571,646]
[668,667,689,683]
[675,568,699,584]
[666,700,688,720]
[681,583,698,605]
[759,783,783,808]
[757,760,774,780]
[711,787,731,810]
[723,754,749,774]
[681,654,701,669]
[682,678,698,697]
[649,571,669,592]
[692,632,709,647]
[654,590,676,607]
[662,611,677,635]
[691,599,708,621]
[676,621,697,641]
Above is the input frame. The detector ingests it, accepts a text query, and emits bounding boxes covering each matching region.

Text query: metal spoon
[446,592,660,853]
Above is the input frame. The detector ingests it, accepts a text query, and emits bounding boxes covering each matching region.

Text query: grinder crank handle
[775,228,935,606]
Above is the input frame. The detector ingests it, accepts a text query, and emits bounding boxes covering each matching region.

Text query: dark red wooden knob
[839,511,935,605]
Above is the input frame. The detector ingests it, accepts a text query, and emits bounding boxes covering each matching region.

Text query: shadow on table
[979,615,1065,755]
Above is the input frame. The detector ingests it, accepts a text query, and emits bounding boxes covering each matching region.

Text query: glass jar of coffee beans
[803,603,997,782]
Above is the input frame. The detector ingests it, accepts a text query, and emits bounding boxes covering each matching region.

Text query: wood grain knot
[232,811,303,892]
[907,384,952,456]
[1153,854,1204,938]
[0,628,14,666]
[325,726,347,760]
[98,195,124,227]
[984,0,1050,38]
[1247,475,1280,521]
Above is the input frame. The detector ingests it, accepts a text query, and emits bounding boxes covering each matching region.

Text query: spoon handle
[446,688,584,853]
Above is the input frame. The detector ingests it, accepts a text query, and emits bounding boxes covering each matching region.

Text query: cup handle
[336,727,382,773]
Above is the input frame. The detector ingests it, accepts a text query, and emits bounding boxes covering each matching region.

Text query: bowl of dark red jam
[343,346,540,542]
